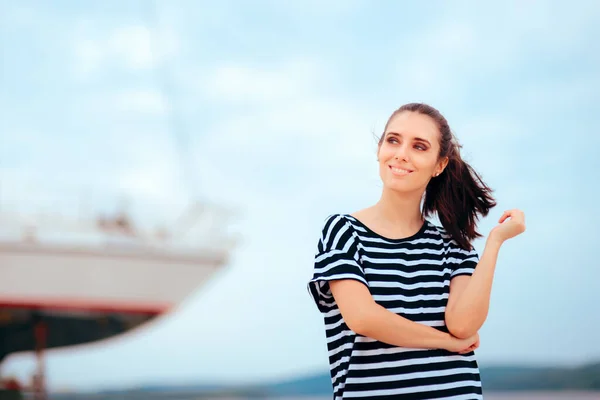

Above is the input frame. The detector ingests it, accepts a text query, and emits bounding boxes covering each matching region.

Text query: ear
[435,156,449,177]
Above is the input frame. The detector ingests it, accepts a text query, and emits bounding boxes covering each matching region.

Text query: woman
[308,103,525,399]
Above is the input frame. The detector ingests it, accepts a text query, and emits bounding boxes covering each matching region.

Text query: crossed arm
[328,238,503,350]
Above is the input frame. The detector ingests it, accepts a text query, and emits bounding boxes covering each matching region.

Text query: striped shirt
[308,213,483,399]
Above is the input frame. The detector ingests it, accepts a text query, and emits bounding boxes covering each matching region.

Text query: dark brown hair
[379,103,496,250]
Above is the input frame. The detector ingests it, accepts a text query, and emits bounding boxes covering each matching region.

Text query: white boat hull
[0,241,225,314]
[0,205,236,362]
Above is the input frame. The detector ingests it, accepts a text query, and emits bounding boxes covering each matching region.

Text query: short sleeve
[307,214,368,313]
[449,243,479,279]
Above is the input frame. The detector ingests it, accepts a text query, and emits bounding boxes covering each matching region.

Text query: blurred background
[1,0,599,399]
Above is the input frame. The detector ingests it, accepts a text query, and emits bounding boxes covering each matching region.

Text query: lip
[389,165,414,176]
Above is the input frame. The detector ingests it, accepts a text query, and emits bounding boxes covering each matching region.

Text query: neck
[374,187,425,228]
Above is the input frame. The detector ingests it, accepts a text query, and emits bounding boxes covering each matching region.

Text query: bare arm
[330,279,477,351]
[445,208,526,338]
[445,238,501,339]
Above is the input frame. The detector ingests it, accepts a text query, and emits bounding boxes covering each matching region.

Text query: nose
[394,143,409,161]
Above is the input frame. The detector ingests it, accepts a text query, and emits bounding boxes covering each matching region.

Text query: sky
[1,0,599,393]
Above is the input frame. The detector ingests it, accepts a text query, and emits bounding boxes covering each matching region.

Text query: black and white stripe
[308,214,482,400]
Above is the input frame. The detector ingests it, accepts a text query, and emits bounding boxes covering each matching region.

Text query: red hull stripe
[0,296,170,315]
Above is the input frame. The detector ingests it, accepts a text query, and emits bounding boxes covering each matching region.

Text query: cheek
[414,152,439,169]
[378,145,394,160]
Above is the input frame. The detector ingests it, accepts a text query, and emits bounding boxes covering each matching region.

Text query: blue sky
[1,0,599,392]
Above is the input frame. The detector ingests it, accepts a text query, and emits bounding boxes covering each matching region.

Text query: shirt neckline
[344,214,430,243]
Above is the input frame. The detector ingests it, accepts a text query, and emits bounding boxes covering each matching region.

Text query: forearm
[446,238,502,338]
[355,303,452,349]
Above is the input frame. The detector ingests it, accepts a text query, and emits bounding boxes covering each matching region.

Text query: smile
[389,165,413,176]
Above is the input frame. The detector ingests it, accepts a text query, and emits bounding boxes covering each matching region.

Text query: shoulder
[321,213,354,235]
[322,211,372,237]
[319,212,363,240]
[347,206,372,222]
[430,222,477,255]
[425,221,472,251]
[321,213,346,227]
[317,213,360,253]
[424,220,448,241]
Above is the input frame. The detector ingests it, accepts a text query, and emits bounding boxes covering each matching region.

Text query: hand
[444,333,479,353]
[458,335,479,354]
[489,209,526,244]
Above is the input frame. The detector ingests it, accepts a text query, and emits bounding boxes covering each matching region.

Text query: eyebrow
[386,132,431,146]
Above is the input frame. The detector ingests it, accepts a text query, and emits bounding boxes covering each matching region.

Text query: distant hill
[50,361,600,399]
[479,362,600,391]
[252,362,600,395]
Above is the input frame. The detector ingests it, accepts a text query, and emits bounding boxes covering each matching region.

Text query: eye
[415,144,428,151]
[387,137,399,144]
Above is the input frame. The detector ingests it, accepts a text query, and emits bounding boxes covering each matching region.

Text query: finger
[508,209,524,220]
[499,209,523,224]
[498,211,510,223]
[459,343,477,354]
[499,209,525,224]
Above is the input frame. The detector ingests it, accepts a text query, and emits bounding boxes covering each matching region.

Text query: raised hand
[489,209,526,244]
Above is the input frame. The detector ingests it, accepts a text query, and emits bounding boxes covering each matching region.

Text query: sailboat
[0,199,238,397]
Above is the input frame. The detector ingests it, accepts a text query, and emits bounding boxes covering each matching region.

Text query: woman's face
[377,111,448,193]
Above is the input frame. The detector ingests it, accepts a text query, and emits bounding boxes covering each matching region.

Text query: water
[484,394,600,400]
[49,392,600,400]
[259,395,599,400]
[299,395,600,400]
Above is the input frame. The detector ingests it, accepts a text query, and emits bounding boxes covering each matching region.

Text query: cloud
[200,58,325,104]
[390,1,600,105]
[72,22,180,80]
[267,0,365,16]
[516,75,600,113]
[113,89,169,115]
[183,57,385,207]
[0,4,55,31]
[109,26,156,69]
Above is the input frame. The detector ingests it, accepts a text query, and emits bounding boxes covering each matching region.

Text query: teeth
[391,167,411,174]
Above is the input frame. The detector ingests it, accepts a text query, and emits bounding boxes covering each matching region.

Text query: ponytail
[422,148,496,251]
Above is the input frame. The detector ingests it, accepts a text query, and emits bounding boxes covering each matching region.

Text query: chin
[384,181,416,193]
[382,177,426,193]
